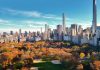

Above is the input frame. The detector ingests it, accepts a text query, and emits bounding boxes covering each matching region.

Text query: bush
[82,61,92,70]
[61,60,77,70]
[72,46,80,51]
[0,64,3,70]
[13,62,23,69]
[42,56,52,61]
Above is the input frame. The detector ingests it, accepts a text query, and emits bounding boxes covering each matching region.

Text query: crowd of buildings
[0,0,100,46]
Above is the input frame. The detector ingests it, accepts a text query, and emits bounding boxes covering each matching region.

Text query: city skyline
[0,0,100,33]
[0,0,100,69]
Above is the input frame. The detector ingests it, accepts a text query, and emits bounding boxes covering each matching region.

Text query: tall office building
[24,31,28,37]
[44,24,49,40]
[10,31,13,35]
[19,29,22,35]
[71,24,78,36]
[41,27,42,34]
[57,25,63,40]
[45,24,48,33]
[62,13,66,35]
[78,25,83,35]
[37,31,41,36]
[47,28,51,40]
[57,25,63,35]
[92,0,97,35]
[3,32,7,37]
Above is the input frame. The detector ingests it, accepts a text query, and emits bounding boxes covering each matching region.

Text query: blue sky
[0,0,100,32]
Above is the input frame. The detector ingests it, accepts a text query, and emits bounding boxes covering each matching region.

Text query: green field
[33,62,64,70]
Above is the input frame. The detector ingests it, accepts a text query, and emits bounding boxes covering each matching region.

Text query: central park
[0,41,100,70]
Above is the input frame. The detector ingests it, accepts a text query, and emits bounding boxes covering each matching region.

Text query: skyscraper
[92,0,97,35]
[78,25,83,35]
[44,24,49,40]
[71,24,78,36]
[57,25,63,40]
[41,27,42,34]
[19,29,21,35]
[62,13,66,35]
[45,24,48,33]
[10,31,13,35]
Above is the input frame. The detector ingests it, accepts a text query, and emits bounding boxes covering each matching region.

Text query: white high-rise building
[92,0,97,35]
[71,24,77,36]
[62,13,66,35]
[19,29,22,35]
[78,25,83,35]
[44,24,48,40]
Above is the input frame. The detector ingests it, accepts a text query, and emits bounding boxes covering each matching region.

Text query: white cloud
[0,19,9,24]
[24,20,48,25]
[20,20,48,29]
[97,23,100,26]
[42,14,61,20]
[0,8,95,32]
[0,19,22,27]
[2,8,41,17]
[1,8,71,21]
[20,20,56,30]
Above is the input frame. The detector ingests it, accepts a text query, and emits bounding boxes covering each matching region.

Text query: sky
[0,0,100,33]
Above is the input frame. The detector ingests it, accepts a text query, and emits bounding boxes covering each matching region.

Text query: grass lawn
[32,62,65,70]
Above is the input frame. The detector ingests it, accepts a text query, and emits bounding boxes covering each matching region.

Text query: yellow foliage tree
[80,52,85,59]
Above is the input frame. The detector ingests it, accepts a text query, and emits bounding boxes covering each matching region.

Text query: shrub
[61,60,77,70]
[13,62,23,69]
[42,56,52,61]
[82,60,92,70]
[0,64,3,70]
